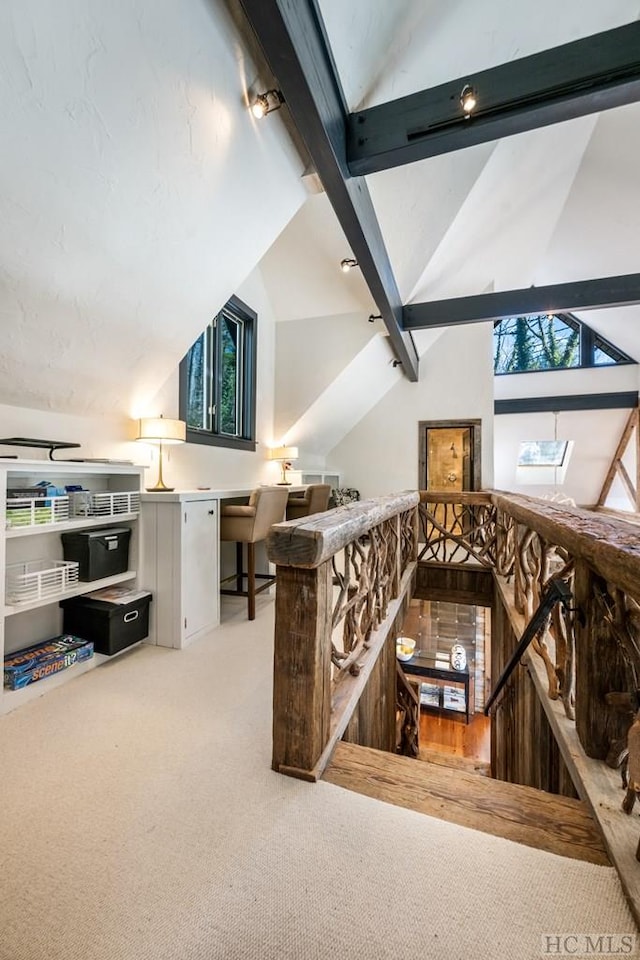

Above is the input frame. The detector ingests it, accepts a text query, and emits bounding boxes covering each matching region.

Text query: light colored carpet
[0,597,636,960]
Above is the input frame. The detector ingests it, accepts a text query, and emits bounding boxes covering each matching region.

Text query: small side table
[401,653,470,724]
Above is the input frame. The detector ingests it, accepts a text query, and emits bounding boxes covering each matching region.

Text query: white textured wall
[493,364,639,507]
[0,266,282,490]
[275,313,378,437]
[0,0,305,417]
[329,324,495,497]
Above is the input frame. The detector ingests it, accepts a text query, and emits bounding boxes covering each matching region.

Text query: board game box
[4,635,94,690]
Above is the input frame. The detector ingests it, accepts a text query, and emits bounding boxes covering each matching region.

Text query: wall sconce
[460,84,477,117]
[267,445,299,485]
[340,258,358,272]
[136,416,186,492]
[251,89,285,119]
[392,359,402,368]
[369,314,381,323]
[450,443,458,459]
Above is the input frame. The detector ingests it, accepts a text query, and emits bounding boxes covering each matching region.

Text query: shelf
[4,570,137,616]
[6,513,138,538]
[1,653,102,713]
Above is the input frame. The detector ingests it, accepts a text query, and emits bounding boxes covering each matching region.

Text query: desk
[401,653,470,724]
[139,487,304,648]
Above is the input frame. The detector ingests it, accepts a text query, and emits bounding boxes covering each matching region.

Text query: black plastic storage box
[61,527,131,581]
[61,593,152,655]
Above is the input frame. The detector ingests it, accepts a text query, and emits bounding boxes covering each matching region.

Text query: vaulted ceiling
[0,0,639,418]
[263,0,640,366]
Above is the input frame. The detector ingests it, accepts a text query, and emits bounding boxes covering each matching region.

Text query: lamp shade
[267,445,298,461]
[137,417,186,445]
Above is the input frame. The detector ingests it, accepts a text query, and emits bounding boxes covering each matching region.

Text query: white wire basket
[6,559,80,605]
[69,491,140,518]
[5,495,70,530]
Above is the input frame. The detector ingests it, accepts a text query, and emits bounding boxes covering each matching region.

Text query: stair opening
[399,598,492,776]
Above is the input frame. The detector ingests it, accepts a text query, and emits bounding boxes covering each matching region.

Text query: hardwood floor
[419,710,491,765]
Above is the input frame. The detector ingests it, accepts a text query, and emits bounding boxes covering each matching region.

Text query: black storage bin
[61,593,152,655]
[61,527,131,581]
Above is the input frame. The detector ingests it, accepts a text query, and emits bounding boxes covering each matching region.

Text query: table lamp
[136,416,186,491]
[267,445,299,485]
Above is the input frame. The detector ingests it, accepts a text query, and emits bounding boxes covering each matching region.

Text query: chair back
[305,484,331,516]
[251,486,289,541]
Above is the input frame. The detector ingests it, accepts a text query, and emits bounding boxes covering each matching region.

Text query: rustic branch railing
[421,489,640,888]
[418,492,497,567]
[267,491,419,781]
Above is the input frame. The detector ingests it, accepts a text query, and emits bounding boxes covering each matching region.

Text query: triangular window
[493,313,635,374]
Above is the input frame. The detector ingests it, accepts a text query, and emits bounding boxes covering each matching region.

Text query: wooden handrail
[419,491,492,505]
[267,491,419,568]
[490,491,640,604]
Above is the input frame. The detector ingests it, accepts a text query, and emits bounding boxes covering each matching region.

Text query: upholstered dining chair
[286,483,332,521]
[219,486,289,620]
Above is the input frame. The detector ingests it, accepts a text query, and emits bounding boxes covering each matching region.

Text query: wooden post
[596,407,638,509]
[574,560,629,760]
[272,561,333,778]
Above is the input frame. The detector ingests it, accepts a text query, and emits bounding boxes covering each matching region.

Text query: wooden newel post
[574,560,629,760]
[272,561,333,779]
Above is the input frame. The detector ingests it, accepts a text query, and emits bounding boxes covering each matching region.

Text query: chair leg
[235,542,243,593]
[248,541,256,621]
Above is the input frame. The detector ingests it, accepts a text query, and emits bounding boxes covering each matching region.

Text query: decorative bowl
[396,636,416,662]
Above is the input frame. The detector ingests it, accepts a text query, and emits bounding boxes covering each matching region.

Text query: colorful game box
[4,635,94,690]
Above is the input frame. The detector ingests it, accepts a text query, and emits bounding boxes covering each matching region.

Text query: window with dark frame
[179,296,257,451]
[493,312,635,375]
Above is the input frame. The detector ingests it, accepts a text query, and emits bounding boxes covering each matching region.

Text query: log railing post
[272,561,333,778]
[574,560,630,760]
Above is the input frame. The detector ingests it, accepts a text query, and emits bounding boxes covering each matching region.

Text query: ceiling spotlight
[340,258,358,272]
[460,84,477,117]
[251,89,285,119]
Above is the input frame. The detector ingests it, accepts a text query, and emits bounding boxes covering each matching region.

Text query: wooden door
[419,420,481,491]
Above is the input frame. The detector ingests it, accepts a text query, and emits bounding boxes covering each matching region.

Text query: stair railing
[267,491,419,781]
[484,577,573,715]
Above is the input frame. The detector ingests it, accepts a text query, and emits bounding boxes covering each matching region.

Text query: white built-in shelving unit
[0,459,144,715]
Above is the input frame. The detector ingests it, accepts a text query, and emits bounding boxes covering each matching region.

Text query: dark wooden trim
[418,419,482,491]
[414,560,494,606]
[237,0,419,381]
[495,392,639,415]
[347,22,640,175]
[404,274,640,330]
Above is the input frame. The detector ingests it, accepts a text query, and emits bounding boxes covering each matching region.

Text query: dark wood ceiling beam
[348,22,640,176]
[238,0,419,380]
[403,274,640,330]
[495,392,639,416]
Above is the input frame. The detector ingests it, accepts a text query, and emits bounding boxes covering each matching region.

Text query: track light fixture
[251,89,285,119]
[460,84,477,117]
[340,258,358,272]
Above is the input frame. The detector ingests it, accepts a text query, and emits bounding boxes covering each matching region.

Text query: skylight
[517,440,569,467]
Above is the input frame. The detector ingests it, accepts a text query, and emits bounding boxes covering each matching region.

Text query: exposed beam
[348,22,640,175]
[495,392,639,416]
[404,274,640,330]
[237,0,419,380]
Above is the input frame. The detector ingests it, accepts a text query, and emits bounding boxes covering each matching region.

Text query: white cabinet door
[182,498,218,642]
[140,494,220,649]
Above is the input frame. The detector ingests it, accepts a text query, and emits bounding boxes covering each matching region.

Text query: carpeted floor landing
[0,598,636,960]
